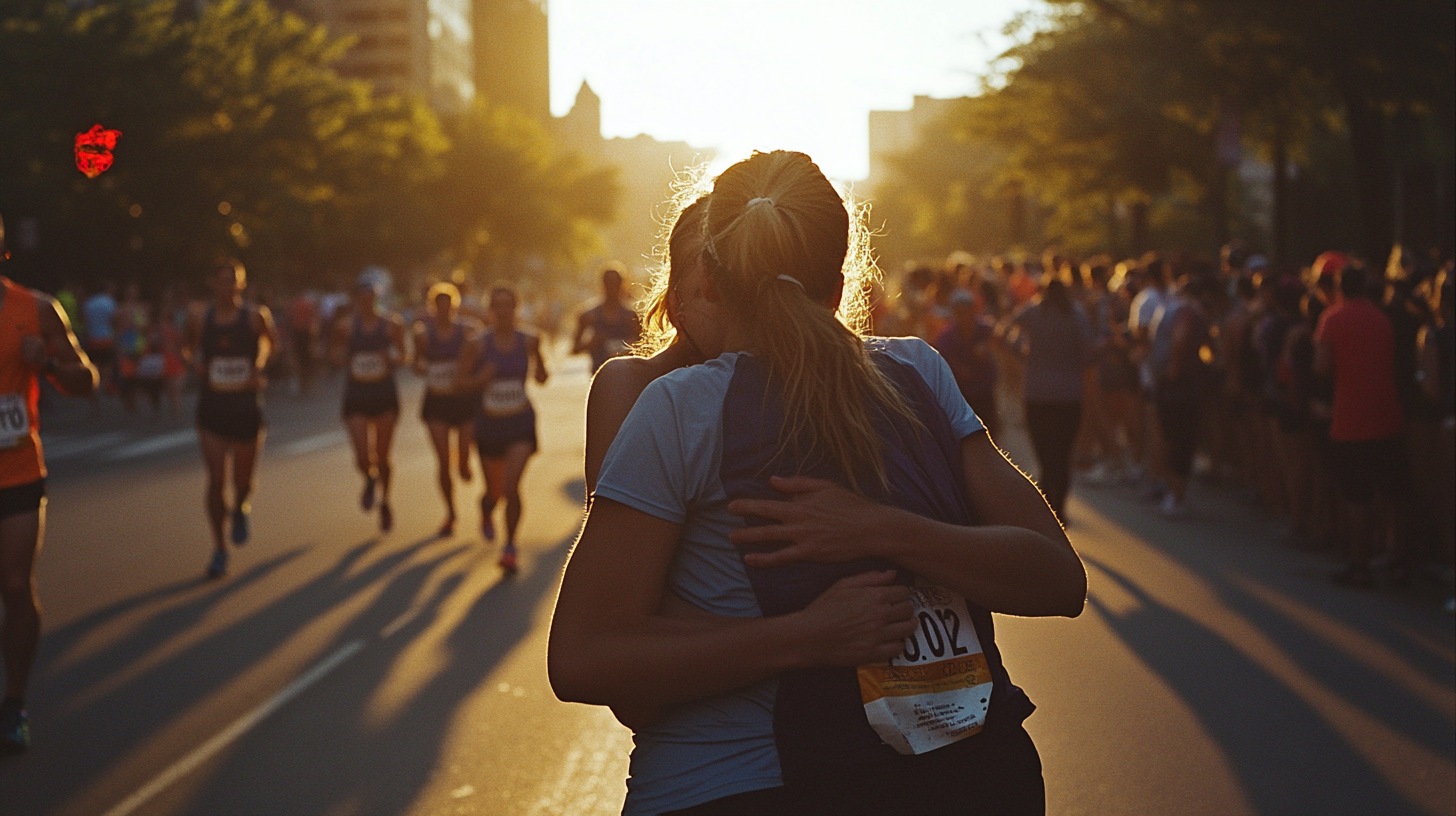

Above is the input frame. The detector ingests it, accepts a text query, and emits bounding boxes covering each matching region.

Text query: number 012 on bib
[857,584,993,755]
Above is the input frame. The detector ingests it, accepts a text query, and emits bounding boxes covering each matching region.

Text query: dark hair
[1043,277,1072,313]
[1339,265,1368,298]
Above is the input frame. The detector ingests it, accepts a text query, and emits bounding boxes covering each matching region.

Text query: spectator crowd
[877,244,1454,607]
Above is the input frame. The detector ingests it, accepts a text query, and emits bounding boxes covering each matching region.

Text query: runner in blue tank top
[330,279,406,532]
[551,151,1086,815]
[412,282,481,537]
[459,286,548,572]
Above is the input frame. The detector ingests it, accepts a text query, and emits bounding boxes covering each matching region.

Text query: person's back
[1317,295,1402,442]
[1014,297,1091,402]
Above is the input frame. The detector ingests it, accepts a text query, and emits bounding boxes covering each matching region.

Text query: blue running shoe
[0,706,29,754]
[230,506,250,546]
[206,550,229,580]
[498,543,518,574]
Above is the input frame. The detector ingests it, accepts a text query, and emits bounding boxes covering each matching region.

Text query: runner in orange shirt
[0,215,98,752]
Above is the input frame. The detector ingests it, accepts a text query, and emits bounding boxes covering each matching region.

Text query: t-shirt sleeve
[882,337,985,438]
[593,380,692,524]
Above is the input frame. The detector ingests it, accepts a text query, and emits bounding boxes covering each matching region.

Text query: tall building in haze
[473,0,551,121]
[275,0,474,112]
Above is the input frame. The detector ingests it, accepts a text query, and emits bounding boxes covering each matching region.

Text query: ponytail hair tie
[776,274,805,290]
[747,197,775,208]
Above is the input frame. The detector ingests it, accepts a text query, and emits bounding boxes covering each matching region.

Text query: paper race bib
[425,361,458,394]
[0,393,31,449]
[482,379,528,417]
[350,351,388,383]
[136,353,166,380]
[208,357,253,392]
[857,584,993,755]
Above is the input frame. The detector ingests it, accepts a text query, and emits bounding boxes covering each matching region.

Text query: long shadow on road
[173,531,577,815]
[2,535,453,816]
[1084,554,1421,816]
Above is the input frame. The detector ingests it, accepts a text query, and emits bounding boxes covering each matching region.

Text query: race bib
[857,584,993,755]
[350,351,388,383]
[482,379,528,417]
[208,357,253,392]
[425,361,458,394]
[136,353,166,380]
[0,393,31,449]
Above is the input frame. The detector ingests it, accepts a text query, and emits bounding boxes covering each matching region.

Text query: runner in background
[0,214,98,752]
[413,282,480,537]
[332,280,406,533]
[184,258,277,579]
[286,290,319,395]
[460,286,548,573]
[572,263,641,374]
[81,281,118,399]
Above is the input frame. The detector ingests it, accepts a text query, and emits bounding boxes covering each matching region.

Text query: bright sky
[549,0,1037,182]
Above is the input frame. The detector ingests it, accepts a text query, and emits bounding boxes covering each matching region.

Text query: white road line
[274,430,347,457]
[101,640,366,816]
[43,431,128,460]
[105,429,198,461]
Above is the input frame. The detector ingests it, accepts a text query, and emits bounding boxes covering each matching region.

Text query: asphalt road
[0,349,1452,816]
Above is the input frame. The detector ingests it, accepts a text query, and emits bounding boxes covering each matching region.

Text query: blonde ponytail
[706,151,921,489]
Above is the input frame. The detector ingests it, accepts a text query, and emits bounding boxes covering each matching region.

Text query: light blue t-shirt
[593,336,982,816]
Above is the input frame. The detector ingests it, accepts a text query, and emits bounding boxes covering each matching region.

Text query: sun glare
[550,0,1034,182]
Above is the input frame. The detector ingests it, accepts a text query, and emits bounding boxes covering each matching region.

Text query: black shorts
[1328,436,1410,503]
[342,384,400,419]
[421,392,477,426]
[197,393,264,442]
[475,409,537,458]
[781,723,1044,816]
[0,478,45,521]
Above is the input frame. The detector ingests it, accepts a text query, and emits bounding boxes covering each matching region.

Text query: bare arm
[254,306,279,371]
[583,359,654,492]
[730,431,1086,618]
[547,498,916,721]
[530,335,548,384]
[29,295,97,396]
[411,322,428,372]
[570,311,591,355]
[388,316,408,366]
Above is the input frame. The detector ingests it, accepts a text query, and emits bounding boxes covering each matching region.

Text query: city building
[473,0,551,122]
[554,81,714,277]
[277,0,474,112]
[863,95,964,199]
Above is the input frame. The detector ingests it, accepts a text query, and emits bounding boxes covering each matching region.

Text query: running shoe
[230,506,250,546]
[361,476,377,512]
[379,503,393,533]
[437,516,455,538]
[206,550,229,580]
[498,544,518,574]
[0,706,28,754]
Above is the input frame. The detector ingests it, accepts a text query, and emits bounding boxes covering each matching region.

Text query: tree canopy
[873,0,1453,265]
[0,0,617,290]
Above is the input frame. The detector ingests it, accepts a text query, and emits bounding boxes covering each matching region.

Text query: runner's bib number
[0,393,31,449]
[482,379,528,417]
[350,352,388,383]
[425,361,458,393]
[208,357,253,392]
[857,584,993,755]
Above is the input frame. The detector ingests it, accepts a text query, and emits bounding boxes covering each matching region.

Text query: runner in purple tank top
[459,286,548,572]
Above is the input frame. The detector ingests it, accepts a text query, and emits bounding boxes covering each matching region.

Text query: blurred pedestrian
[933,289,1000,438]
[1315,264,1411,587]
[573,263,641,373]
[1010,273,1094,518]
